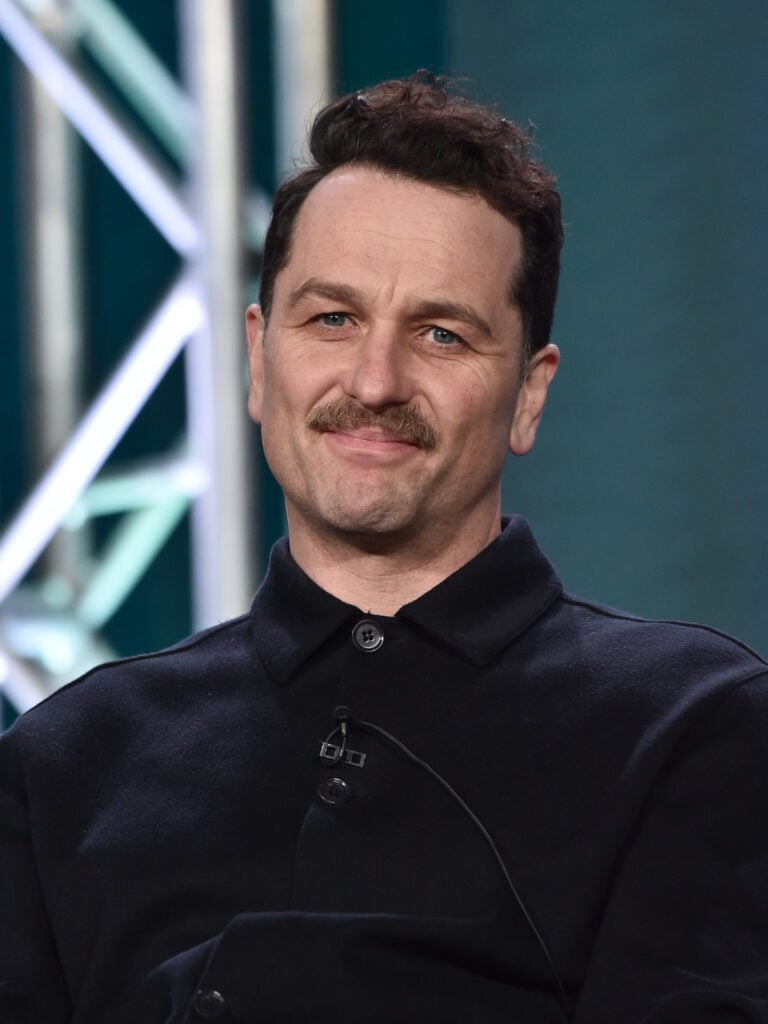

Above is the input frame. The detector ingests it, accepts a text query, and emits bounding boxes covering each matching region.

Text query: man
[1,72,767,1023]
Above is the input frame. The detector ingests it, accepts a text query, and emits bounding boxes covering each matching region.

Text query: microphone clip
[318,712,367,768]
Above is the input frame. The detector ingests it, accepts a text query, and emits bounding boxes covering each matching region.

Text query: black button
[318,776,353,805]
[352,619,384,652]
[192,988,227,1018]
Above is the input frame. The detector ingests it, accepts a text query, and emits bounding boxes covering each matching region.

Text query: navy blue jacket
[2,517,767,1022]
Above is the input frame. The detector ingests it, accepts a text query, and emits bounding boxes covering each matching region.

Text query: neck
[285,510,502,615]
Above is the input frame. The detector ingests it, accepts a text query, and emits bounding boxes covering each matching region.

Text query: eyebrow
[286,277,496,341]
[286,278,364,310]
[409,300,494,341]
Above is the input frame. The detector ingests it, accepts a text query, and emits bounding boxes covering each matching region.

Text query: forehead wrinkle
[345,224,472,265]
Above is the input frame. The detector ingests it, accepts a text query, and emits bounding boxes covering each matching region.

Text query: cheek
[257,376,295,460]
[444,374,518,441]
[264,347,339,417]
[261,360,306,426]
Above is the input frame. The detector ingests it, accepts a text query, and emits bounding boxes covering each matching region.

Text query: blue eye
[428,326,460,345]
[319,312,348,327]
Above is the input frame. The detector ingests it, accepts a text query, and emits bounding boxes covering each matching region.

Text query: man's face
[247,167,558,553]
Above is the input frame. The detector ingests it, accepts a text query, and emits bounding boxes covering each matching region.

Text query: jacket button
[352,619,384,652]
[192,988,227,1018]
[318,776,353,805]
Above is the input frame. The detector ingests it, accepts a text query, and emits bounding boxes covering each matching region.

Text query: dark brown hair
[259,71,563,357]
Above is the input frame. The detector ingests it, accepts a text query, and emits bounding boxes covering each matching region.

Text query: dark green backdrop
[448,1,768,651]
[1,1,765,665]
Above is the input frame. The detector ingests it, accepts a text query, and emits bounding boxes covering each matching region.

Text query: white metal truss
[0,0,332,717]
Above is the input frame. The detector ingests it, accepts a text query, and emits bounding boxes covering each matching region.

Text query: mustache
[306,399,438,450]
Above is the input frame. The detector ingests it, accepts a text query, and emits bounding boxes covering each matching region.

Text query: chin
[314,500,420,542]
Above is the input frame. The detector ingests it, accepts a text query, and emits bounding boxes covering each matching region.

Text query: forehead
[276,167,523,314]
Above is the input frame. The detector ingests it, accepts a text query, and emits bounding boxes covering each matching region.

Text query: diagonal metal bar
[76,495,190,630]
[0,275,203,605]
[0,0,199,254]
[72,0,195,166]
[65,453,207,521]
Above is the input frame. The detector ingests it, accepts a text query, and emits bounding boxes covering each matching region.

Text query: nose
[342,323,413,410]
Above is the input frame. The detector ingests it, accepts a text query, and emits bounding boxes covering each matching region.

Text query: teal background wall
[1,1,766,666]
[447,1,768,651]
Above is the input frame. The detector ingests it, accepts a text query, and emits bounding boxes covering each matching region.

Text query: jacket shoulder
[561,591,765,662]
[550,591,767,699]
[5,612,257,745]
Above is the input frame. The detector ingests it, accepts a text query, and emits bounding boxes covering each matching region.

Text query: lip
[322,428,420,454]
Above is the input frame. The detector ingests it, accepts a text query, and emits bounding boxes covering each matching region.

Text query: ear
[245,304,265,424]
[508,343,560,456]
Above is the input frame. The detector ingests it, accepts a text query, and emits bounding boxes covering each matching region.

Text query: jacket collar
[250,515,562,684]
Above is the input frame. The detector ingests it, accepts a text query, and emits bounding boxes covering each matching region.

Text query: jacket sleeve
[571,671,768,1023]
[0,725,72,1024]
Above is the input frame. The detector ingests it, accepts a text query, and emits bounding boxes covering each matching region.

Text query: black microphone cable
[321,706,570,1017]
